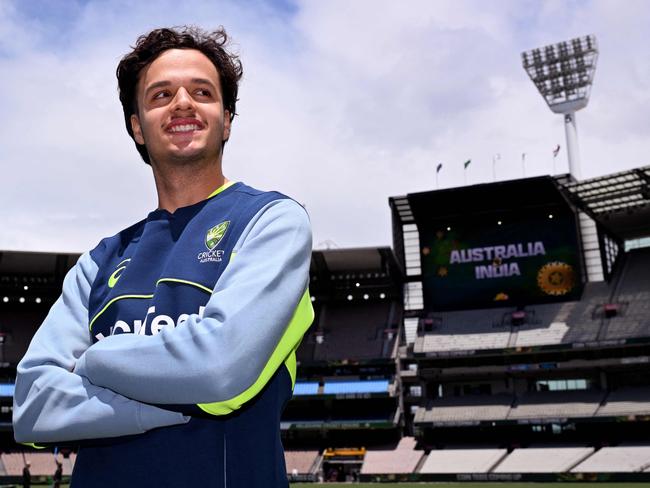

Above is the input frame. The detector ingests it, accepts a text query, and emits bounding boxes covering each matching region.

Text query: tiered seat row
[414,250,650,354]
[415,391,603,424]
[571,446,650,472]
[414,394,513,423]
[507,390,604,419]
[494,447,594,473]
[360,437,423,474]
[595,387,650,417]
[284,450,319,475]
[420,448,506,473]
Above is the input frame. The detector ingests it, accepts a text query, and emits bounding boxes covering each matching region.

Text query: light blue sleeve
[13,252,190,443]
[73,198,312,405]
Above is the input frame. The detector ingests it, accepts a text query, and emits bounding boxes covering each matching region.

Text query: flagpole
[462,159,471,186]
[492,154,500,182]
[522,153,526,177]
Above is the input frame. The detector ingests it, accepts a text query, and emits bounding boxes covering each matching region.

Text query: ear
[130,113,145,145]
[222,110,232,142]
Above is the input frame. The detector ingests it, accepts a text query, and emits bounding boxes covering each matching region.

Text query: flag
[463,159,471,169]
[436,163,443,173]
[553,144,561,158]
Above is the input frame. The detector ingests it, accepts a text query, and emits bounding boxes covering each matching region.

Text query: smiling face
[130,48,231,167]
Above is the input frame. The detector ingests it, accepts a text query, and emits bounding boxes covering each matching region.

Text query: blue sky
[2,0,650,252]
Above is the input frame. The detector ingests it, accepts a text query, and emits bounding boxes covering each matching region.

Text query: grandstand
[3,168,650,483]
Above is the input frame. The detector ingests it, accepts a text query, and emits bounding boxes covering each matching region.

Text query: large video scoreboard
[407,177,584,311]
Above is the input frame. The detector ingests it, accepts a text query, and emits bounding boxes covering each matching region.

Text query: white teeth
[170,124,200,133]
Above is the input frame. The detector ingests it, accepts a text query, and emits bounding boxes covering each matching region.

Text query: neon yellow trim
[207,180,237,199]
[22,442,46,449]
[116,258,131,268]
[156,278,213,294]
[229,251,237,261]
[89,294,154,331]
[285,349,297,389]
[197,288,314,416]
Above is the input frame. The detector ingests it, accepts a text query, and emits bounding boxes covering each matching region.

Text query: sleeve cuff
[137,403,191,432]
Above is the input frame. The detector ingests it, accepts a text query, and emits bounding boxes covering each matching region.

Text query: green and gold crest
[205,221,230,250]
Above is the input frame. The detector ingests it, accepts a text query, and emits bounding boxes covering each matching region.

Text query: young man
[13,26,313,487]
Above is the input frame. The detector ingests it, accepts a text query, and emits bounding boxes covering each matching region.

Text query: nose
[170,87,194,112]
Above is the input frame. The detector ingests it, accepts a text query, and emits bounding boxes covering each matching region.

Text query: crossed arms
[13,199,312,443]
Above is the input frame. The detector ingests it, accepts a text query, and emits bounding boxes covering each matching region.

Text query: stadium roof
[557,166,650,240]
[0,250,79,275]
[310,247,401,277]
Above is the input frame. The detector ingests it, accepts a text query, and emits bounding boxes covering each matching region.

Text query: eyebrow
[144,78,218,96]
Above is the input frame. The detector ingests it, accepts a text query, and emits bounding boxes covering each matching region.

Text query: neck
[150,157,228,213]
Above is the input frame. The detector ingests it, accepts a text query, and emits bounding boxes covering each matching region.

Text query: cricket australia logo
[197,221,230,263]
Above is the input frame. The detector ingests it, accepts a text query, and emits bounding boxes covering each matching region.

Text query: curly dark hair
[116,26,243,165]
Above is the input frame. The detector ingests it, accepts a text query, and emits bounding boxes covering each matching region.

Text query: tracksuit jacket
[13,181,314,487]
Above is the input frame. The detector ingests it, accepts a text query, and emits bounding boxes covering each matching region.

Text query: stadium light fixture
[36,297,42,303]
[522,35,598,180]
[2,297,7,303]
[19,297,25,303]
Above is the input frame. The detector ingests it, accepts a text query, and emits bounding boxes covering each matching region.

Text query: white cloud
[1,0,649,253]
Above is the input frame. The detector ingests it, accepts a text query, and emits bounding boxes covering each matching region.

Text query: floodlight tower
[522,35,598,181]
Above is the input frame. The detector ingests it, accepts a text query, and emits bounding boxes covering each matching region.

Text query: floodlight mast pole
[521,35,598,182]
[564,112,581,180]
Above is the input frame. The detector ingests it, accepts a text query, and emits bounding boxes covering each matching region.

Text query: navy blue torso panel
[71,183,292,488]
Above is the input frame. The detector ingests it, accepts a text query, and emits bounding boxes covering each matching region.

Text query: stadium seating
[512,303,572,347]
[561,282,610,344]
[312,302,394,361]
[0,452,72,476]
[419,448,507,473]
[412,259,650,353]
[594,248,650,341]
[0,310,45,364]
[507,390,604,419]
[572,445,650,472]
[360,437,423,474]
[414,307,513,353]
[284,450,319,475]
[596,387,650,417]
[493,447,594,473]
[414,394,514,424]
